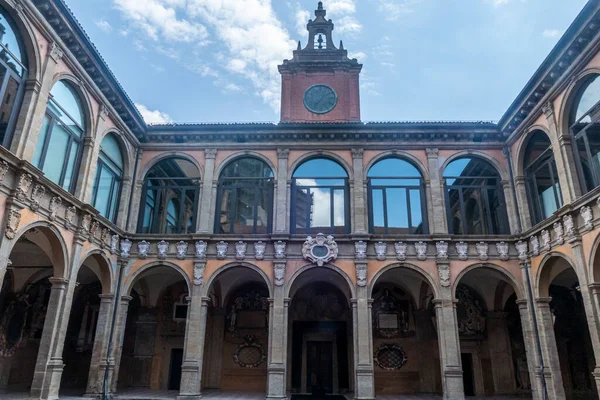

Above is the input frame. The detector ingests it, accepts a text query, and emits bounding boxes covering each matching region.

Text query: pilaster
[351,148,367,234]
[197,149,217,233]
[514,176,533,230]
[351,264,375,399]
[426,148,447,234]
[535,297,566,400]
[267,261,289,400]
[487,311,517,394]
[110,295,132,392]
[85,294,115,397]
[516,299,544,400]
[274,149,289,233]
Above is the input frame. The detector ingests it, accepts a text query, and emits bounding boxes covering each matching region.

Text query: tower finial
[315,1,326,18]
[318,1,323,10]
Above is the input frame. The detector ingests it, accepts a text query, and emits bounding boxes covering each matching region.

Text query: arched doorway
[455,266,532,398]
[370,265,440,396]
[539,256,597,400]
[117,264,189,394]
[287,266,354,396]
[0,225,66,396]
[201,265,271,394]
[60,253,112,396]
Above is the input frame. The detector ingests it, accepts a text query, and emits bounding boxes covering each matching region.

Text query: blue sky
[65,0,588,124]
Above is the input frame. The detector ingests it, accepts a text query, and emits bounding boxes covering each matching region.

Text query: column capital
[535,297,552,305]
[277,148,289,159]
[120,295,133,304]
[351,148,364,159]
[98,294,115,302]
[426,148,439,158]
[205,149,217,159]
[48,277,69,288]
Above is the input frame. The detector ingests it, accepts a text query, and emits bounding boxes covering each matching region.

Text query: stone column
[274,149,289,233]
[501,180,520,234]
[535,298,566,400]
[543,101,582,202]
[426,148,447,234]
[127,178,144,232]
[487,312,517,394]
[111,295,132,392]
[197,149,217,233]
[351,148,367,234]
[433,275,464,400]
[178,271,209,400]
[352,260,375,400]
[85,294,115,396]
[516,299,545,400]
[414,310,437,393]
[514,176,533,230]
[267,260,289,400]
[30,277,77,399]
[11,42,63,161]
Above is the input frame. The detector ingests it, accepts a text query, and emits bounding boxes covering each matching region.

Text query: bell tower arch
[278,2,363,123]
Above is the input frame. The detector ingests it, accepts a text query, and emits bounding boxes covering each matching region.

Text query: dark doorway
[307,341,333,394]
[168,348,183,390]
[462,353,475,396]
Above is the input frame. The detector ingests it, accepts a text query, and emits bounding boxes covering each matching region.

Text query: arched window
[367,158,427,234]
[92,133,123,223]
[0,6,27,147]
[138,158,200,234]
[571,75,600,193]
[443,157,509,235]
[291,158,349,234]
[216,157,274,234]
[32,80,84,193]
[524,130,563,225]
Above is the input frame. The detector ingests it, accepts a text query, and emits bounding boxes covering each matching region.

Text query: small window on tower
[314,33,326,49]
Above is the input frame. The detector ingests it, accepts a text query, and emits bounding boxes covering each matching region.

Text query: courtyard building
[0,0,599,399]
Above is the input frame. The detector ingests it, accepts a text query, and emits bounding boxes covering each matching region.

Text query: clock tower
[279,2,362,123]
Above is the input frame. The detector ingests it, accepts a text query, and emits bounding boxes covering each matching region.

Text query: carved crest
[436,241,449,261]
[195,240,207,259]
[15,173,32,201]
[455,241,468,261]
[415,241,427,261]
[457,284,486,337]
[356,263,367,287]
[64,205,76,228]
[563,214,576,237]
[233,336,266,368]
[496,242,509,261]
[49,197,62,221]
[302,234,338,267]
[235,241,247,260]
[157,240,169,259]
[120,238,132,258]
[89,220,99,240]
[355,241,367,260]
[553,222,564,246]
[541,230,551,251]
[475,242,489,261]
[4,207,21,239]
[394,242,407,261]
[216,241,228,259]
[274,241,286,259]
[581,206,593,230]
[530,235,540,256]
[176,241,188,260]
[515,241,528,261]
[100,228,110,248]
[80,214,92,233]
[30,184,45,211]
[193,263,205,286]
[137,240,150,259]
[438,263,450,287]
[111,235,119,254]
[274,262,286,286]
[374,241,387,261]
[254,241,266,260]
[0,161,9,184]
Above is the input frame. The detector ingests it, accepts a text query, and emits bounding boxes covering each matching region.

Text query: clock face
[303,84,338,114]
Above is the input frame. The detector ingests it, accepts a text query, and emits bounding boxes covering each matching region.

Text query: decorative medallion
[274,241,286,259]
[415,241,427,261]
[438,263,450,287]
[530,235,540,256]
[356,263,367,287]
[355,241,367,260]
[137,240,150,259]
[0,161,9,184]
[515,240,528,261]
[120,238,132,259]
[193,262,205,286]
[303,84,338,114]
[49,197,62,221]
[563,214,575,237]
[233,336,266,368]
[254,241,266,260]
[80,214,92,233]
[195,240,207,259]
[30,184,45,211]
[157,240,169,259]
[553,222,564,246]
[235,241,247,260]
[176,241,188,260]
[274,262,286,286]
[455,241,468,261]
[394,242,407,261]
[302,233,338,266]
[15,173,32,201]
[541,230,551,251]
[581,206,593,231]
[436,241,449,261]
[216,241,228,259]
[475,242,489,261]
[496,242,509,261]
[4,207,21,240]
[374,241,387,261]
[65,205,76,228]
[374,344,408,371]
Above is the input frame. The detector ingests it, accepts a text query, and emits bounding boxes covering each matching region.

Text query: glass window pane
[333,189,345,228]
[0,8,25,75]
[386,188,408,233]
[93,165,113,219]
[233,186,256,234]
[371,189,385,231]
[50,80,84,128]
[42,123,69,184]
[183,189,195,234]
[576,136,596,192]
[294,187,311,230]
[166,198,179,234]
[221,157,273,178]
[219,188,232,233]
[447,188,462,234]
[33,114,51,167]
[293,158,347,178]
[368,158,420,178]
[100,133,123,170]
[61,140,79,192]
[573,75,600,124]
[409,189,423,233]
[311,187,331,228]
[109,179,121,222]
[141,189,156,233]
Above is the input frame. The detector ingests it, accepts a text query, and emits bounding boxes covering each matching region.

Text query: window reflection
[291,158,349,234]
[524,130,563,225]
[367,158,427,234]
[216,157,274,234]
[571,75,600,193]
[138,158,200,234]
[443,157,508,235]
[92,134,123,223]
[33,80,84,193]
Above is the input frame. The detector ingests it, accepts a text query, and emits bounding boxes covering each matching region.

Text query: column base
[177,395,202,400]
[265,396,287,400]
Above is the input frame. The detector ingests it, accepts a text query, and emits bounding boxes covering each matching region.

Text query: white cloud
[135,103,172,124]
[336,16,362,33]
[295,6,310,37]
[377,0,421,21]
[326,0,356,15]
[347,51,366,62]
[543,29,563,38]
[95,19,113,33]
[325,0,362,35]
